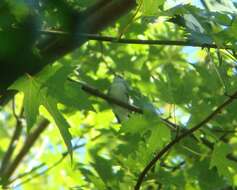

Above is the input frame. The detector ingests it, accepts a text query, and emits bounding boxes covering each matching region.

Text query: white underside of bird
[108,76,130,123]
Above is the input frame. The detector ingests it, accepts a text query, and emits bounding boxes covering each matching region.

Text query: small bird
[108,75,130,123]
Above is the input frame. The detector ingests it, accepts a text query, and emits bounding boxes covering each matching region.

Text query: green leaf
[203,0,237,13]
[116,133,141,157]
[9,66,73,155]
[188,159,226,190]
[88,175,106,190]
[43,97,73,157]
[91,155,114,185]
[59,81,93,110]
[210,142,237,184]
[157,169,185,190]
[43,65,93,111]
[121,114,148,134]
[155,64,198,104]
[147,119,171,152]
[9,75,41,131]
[7,1,30,21]
[137,0,164,16]
[78,164,107,189]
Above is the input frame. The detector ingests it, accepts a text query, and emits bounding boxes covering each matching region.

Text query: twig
[171,161,185,172]
[0,103,24,175]
[12,134,101,187]
[1,119,49,186]
[70,78,237,160]
[211,128,237,133]
[134,89,237,190]
[13,156,65,188]
[98,37,116,75]
[200,0,210,10]
[199,135,237,162]
[12,98,18,119]
[68,78,178,130]
[159,161,185,172]
[39,30,232,50]
[0,0,136,185]
[0,90,17,107]
[0,0,137,107]
[10,163,46,183]
[117,0,142,39]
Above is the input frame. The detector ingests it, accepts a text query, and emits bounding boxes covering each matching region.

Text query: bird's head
[113,75,125,83]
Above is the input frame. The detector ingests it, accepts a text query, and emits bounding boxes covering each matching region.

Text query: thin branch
[134,89,237,190]
[210,128,237,133]
[0,104,24,174]
[40,0,136,63]
[117,0,141,39]
[159,161,185,172]
[171,161,185,172]
[13,156,65,188]
[200,0,210,11]
[12,98,18,119]
[39,30,232,50]
[98,37,116,75]
[0,90,17,107]
[0,0,136,185]
[200,134,237,162]
[70,78,237,161]
[11,134,101,187]
[218,186,234,190]
[68,78,178,130]
[10,163,46,183]
[1,119,49,186]
[0,0,136,106]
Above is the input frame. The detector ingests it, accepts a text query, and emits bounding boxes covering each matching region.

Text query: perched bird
[108,75,130,123]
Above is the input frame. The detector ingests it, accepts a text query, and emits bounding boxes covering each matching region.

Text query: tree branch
[68,78,178,130]
[1,119,49,186]
[40,0,136,63]
[0,1,137,181]
[70,78,237,162]
[160,161,185,172]
[39,31,232,50]
[0,105,24,175]
[210,128,237,133]
[0,0,136,186]
[200,0,210,10]
[134,89,237,190]
[10,134,101,187]
[0,0,137,105]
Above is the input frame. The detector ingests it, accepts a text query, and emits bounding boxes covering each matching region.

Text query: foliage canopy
[1,0,237,190]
